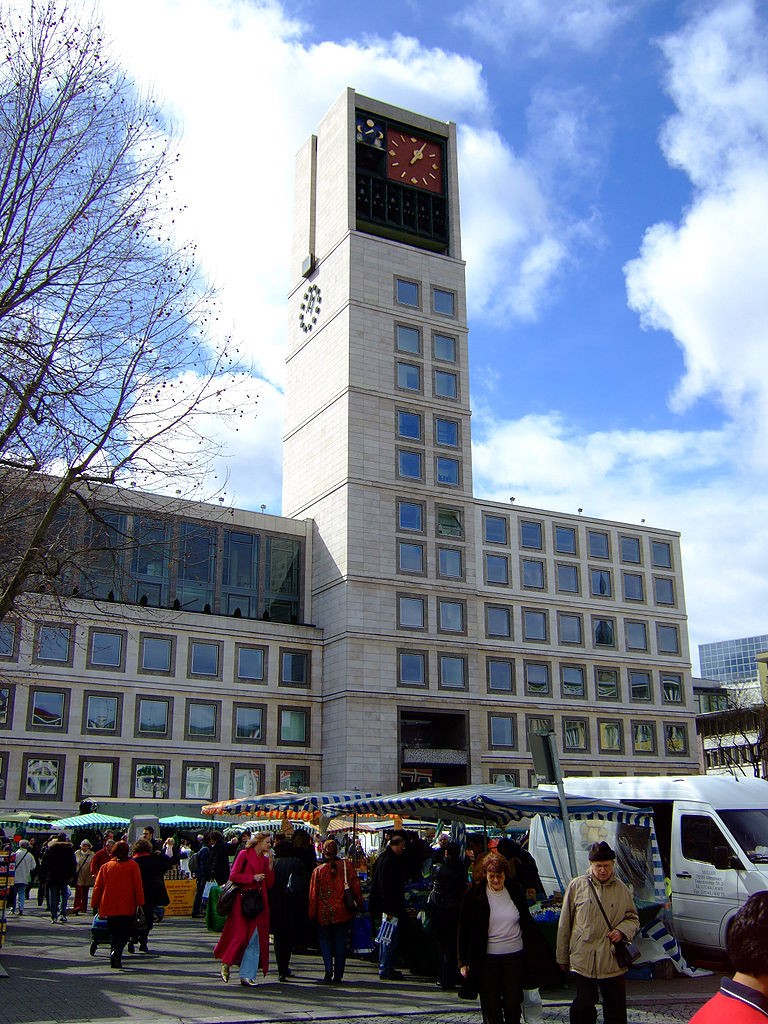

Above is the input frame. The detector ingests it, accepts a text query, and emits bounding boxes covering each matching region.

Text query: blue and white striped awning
[325,784,640,826]
[202,790,384,820]
[47,812,130,829]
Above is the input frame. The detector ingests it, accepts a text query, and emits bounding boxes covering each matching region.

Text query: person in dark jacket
[369,834,408,980]
[40,833,77,924]
[130,839,174,953]
[269,835,308,982]
[191,837,212,917]
[208,831,231,885]
[496,838,544,898]
[429,840,467,989]
[458,851,556,1024]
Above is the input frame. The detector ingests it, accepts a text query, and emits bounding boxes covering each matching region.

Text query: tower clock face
[386,129,443,194]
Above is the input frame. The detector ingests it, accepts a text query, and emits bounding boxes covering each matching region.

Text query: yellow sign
[163,878,196,917]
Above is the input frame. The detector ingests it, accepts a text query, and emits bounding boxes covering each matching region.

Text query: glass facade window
[433,287,455,316]
[590,569,612,597]
[177,522,216,612]
[397,410,422,439]
[398,450,422,479]
[654,577,675,605]
[435,417,459,446]
[232,766,262,799]
[281,651,309,685]
[652,540,673,568]
[396,323,420,353]
[82,510,126,600]
[522,558,544,589]
[437,507,463,538]
[562,664,586,697]
[37,625,72,663]
[399,651,426,686]
[438,599,464,633]
[439,655,466,689]
[599,719,623,753]
[588,530,609,559]
[396,278,419,306]
[558,613,583,645]
[398,500,423,532]
[0,685,12,727]
[520,521,543,549]
[626,621,648,651]
[131,516,170,607]
[484,515,508,544]
[30,690,66,728]
[23,756,62,797]
[523,609,547,641]
[665,723,688,754]
[563,719,588,751]
[436,456,460,485]
[489,715,516,748]
[85,694,119,732]
[434,334,457,362]
[187,701,218,740]
[620,536,641,563]
[183,764,214,800]
[141,636,172,673]
[397,362,421,391]
[235,706,263,741]
[486,553,509,585]
[596,667,620,700]
[190,641,219,677]
[89,630,123,668]
[438,547,462,578]
[0,621,16,658]
[237,646,265,681]
[398,541,424,573]
[487,658,514,692]
[137,699,169,736]
[222,530,259,618]
[556,563,579,593]
[80,759,116,798]
[662,672,684,703]
[633,722,656,754]
[657,623,680,655]
[486,605,511,638]
[525,661,550,696]
[434,370,457,399]
[593,617,615,647]
[555,525,577,554]
[630,670,652,701]
[623,572,644,602]
[399,596,425,629]
[280,709,309,744]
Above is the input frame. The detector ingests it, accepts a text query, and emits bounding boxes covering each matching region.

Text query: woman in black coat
[458,851,555,1024]
[130,839,174,953]
[429,840,467,989]
[268,836,308,981]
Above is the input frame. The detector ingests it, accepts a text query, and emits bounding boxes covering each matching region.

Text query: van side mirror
[714,845,742,870]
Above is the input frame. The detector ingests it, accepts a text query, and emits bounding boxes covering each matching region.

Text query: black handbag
[216,880,239,915]
[587,880,641,970]
[240,885,264,919]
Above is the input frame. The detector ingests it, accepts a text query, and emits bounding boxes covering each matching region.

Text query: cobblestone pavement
[0,906,723,1024]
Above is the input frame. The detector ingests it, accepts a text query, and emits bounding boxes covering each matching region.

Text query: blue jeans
[239,926,260,982]
[48,884,68,920]
[378,917,400,976]
[318,921,352,981]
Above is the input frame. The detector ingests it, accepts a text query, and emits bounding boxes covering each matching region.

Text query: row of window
[397,448,462,487]
[0,751,309,803]
[396,594,683,655]
[482,516,675,570]
[487,713,690,757]
[396,360,460,402]
[0,685,312,746]
[0,621,311,685]
[396,652,686,704]
[395,277,457,319]
[397,409,461,449]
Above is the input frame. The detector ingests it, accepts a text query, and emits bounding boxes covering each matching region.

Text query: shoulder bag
[587,880,641,970]
[216,879,239,915]
[241,885,264,919]
[342,859,360,913]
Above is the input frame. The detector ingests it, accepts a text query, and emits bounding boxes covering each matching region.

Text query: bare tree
[698,680,768,778]
[0,1,252,620]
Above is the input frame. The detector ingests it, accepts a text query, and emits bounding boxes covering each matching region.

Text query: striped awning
[201,790,384,822]
[47,812,130,829]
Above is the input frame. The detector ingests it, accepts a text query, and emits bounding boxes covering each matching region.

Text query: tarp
[47,812,130,829]
[159,815,230,830]
[201,790,384,822]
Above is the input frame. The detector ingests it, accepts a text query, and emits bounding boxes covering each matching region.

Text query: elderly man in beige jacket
[556,841,639,1024]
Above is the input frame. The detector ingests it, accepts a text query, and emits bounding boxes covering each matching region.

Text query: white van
[532,775,768,957]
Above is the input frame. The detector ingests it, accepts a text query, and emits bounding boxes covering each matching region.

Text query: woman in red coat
[308,839,363,984]
[214,832,274,986]
[91,841,144,969]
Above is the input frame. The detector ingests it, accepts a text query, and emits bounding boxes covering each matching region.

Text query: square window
[232,764,263,799]
[89,629,123,669]
[438,547,463,578]
[630,670,652,701]
[593,617,616,647]
[596,667,620,700]
[484,515,508,544]
[561,664,586,697]
[525,661,550,696]
[652,540,673,568]
[563,719,588,751]
[623,572,644,602]
[558,613,583,645]
[398,449,422,479]
[522,558,545,589]
[555,526,577,554]
[598,719,623,753]
[396,278,419,307]
[29,689,67,729]
[397,410,422,439]
[183,763,216,801]
[433,287,455,316]
[523,609,547,642]
[399,651,426,687]
[434,370,457,399]
[438,599,464,633]
[0,621,17,659]
[632,722,657,754]
[486,553,509,585]
[435,417,459,446]
[556,563,579,593]
[397,361,421,391]
[662,672,684,703]
[436,456,460,485]
[234,705,264,741]
[83,693,120,733]
[489,715,516,748]
[486,604,511,638]
[399,595,425,629]
[280,708,309,745]
[186,700,219,741]
[398,500,424,532]
[621,536,641,563]
[657,623,680,655]
[396,323,421,353]
[526,715,554,746]
[190,641,219,677]
[520,520,543,549]
[665,723,688,755]
[487,658,514,692]
[626,621,648,651]
[79,759,117,799]
[141,636,172,673]
[133,760,169,799]
[136,698,170,736]
[0,684,15,728]
[434,334,457,362]
[490,770,519,786]
[398,541,424,574]
[439,655,466,689]
[237,646,265,681]
[590,569,612,598]
[277,766,309,791]
[22,755,63,799]
[588,531,610,559]
[437,507,463,538]
[281,650,309,685]
[36,624,72,663]
[654,577,675,605]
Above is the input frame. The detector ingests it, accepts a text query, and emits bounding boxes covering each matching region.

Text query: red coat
[690,990,768,1023]
[91,858,144,917]
[213,850,274,973]
[308,857,362,926]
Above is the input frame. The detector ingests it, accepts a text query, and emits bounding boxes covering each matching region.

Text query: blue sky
[82,0,768,671]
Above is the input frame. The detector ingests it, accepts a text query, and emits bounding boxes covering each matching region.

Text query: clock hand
[410,143,426,165]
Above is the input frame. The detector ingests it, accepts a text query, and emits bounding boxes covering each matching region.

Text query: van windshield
[719,809,768,863]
